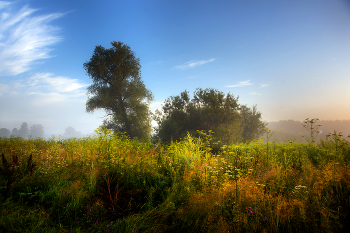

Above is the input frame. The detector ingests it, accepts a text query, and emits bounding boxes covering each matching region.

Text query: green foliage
[0,152,36,200]
[260,128,275,158]
[155,88,265,146]
[29,124,45,139]
[240,105,267,143]
[1,127,350,232]
[320,130,350,165]
[84,41,153,141]
[302,118,322,144]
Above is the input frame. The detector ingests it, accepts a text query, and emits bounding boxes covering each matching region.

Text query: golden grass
[1,130,349,232]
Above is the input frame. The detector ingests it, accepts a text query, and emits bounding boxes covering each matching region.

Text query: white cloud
[0,1,11,10]
[260,83,269,88]
[0,3,103,136]
[0,74,102,135]
[0,3,64,76]
[28,73,89,93]
[0,73,89,102]
[175,58,216,70]
[226,80,252,87]
[0,90,105,135]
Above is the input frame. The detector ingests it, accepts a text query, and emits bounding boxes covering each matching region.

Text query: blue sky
[1,0,350,136]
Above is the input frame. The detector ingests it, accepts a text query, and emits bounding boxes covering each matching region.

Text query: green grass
[1,127,350,232]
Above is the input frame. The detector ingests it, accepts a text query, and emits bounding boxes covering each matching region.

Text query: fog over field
[1,0,350,138]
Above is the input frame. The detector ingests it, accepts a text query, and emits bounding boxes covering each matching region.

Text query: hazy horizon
[1,0,350,136]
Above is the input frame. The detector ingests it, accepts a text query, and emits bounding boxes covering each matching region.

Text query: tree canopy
[84,41,153,141]
[18,122,29,139]
[0,128,10,138]
[154,88,266,145]
[29,124,44,138]
[63,127,83,139]
[240,105,266,143]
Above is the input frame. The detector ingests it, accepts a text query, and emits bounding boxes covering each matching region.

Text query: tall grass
[1,127,349,232]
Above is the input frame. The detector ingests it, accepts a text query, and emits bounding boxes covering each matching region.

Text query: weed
[1,126,350,232]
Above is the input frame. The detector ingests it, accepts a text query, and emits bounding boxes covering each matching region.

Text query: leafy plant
[302,118,321,144]
[1,125,350,232]
[0,153,36,199]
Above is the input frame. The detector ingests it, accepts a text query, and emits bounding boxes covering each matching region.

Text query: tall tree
[11,128,19,136]
[155,90,195,142]
[18,122,29,139]
[0,128,10,138]
[240,105,266,143]
[192,88,242,144]
[63,127,82,138]
[154,88,242,144]
[84,41,153,141]
[29,124,45,138]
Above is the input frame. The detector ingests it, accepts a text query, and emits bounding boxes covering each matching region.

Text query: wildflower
[248,207,251,210]
[250,211,253,214]
[265,217,268,220]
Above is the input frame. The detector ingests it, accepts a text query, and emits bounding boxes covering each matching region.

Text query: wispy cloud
[0,2,64,76]
[175,58,216,70]
[0,1,11,10]
[1,73,88,99]
[28,73,89,93]
[260,83,269,88]
[226,80,252,87]
[0,87,106,134]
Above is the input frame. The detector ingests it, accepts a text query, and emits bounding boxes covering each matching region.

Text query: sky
[0,0,350,137]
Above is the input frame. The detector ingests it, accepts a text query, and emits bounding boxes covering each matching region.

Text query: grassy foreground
[1,127,350,232]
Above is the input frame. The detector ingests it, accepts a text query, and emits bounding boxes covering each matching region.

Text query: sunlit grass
[1,127,349,232]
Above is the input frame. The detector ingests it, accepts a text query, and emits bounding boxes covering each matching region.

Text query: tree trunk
[117,95,131,135]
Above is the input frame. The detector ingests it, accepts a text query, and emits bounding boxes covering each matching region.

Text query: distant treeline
[0,123,83,139]
[267,119,350,143]
[0,122,43,139]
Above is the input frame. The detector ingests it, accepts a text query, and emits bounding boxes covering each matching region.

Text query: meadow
[1,127,349,232]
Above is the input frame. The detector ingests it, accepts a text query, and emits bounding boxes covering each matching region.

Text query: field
[1,127,350,232]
